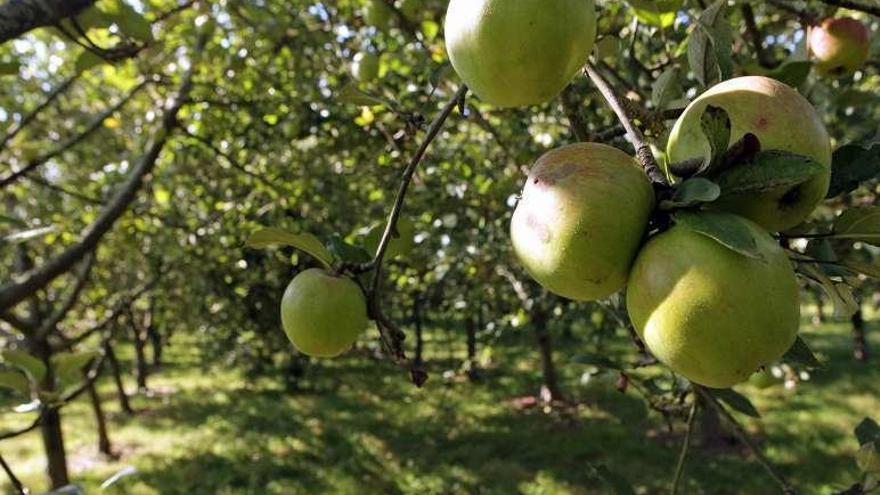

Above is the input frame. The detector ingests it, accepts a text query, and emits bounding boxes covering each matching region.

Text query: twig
[766,0,819,25]
[816,0,880,17]
[0,452,28,494]
[560,85,591,142]
[695,386,798,494]
[583,64,668,185]
[742,4,774,68]
[0,74,79,153]
[671,399,699,495]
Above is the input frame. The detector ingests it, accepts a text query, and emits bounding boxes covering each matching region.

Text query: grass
[1,311,878,495]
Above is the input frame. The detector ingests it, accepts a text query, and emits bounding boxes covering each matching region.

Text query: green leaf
[673,211,762,260]
[767,60,813,88]
[714,150,825,196]
[75,50,106,73]
[660,178,720,209]
[246,228,334,269]
[52,350,100,389]
[827,142,880,198]
[652,67,681,110]
[833,207,880,246]
[0,370,31,395]
[326,235,371,264]
[100,0,153,42]
[856,418,880,447]
[783,336,822,368]
[587,463,636,495]
[1,349,47,383]
[798,263,859,317]
[687,1,733,86]
[839,254,880,279]
[700,105,731,171]
[626,0,681,28]
[337,84,389,107]
[708,388,760,418]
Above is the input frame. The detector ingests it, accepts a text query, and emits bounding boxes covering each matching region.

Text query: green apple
[750,366,782,389]
[510,143,654,301]
[626,214,800,388]
[280,268,368,358]
[626,0,683,28]
[444,0,596,107]
[351,51,380,82]
[809,17,871,77]
[364,0,393,30]
[667,76,832,232]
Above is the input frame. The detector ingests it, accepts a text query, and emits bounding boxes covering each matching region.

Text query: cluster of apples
[445,0,835,388]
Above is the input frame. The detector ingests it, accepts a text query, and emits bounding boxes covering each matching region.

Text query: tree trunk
[812,287,826,325]
[465,315,479,381]
[86,381,114,456]
[413,294,424,367]
[532,307,564,402]
[0,0,96,45]
[133,326,148,391]
[147,322,162,367]
[104,342,134,415]
[852,307,869,362]
[40,407,69,488]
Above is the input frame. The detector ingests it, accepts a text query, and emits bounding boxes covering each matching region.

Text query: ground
[2,312,878,495]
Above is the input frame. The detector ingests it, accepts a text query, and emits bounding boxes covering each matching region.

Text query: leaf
[699,105,731,171]
[839,254,880,279]
[834,207,880,246]
[100,0,153,42]
[687,26,714,87]
[0,59,20,76]
[326,235,371,264]
[337,83,389,107]
[714,150,825,196]
[0,370,31,395]
[783,336,823,368]
[1,349,46,383]
[587,463,636,495]
[798,263,859,317]
[856,418,880,447]
[827,142,880,198]
[708,388,760,418]
[688,1,733,86]
[627,0,680,28]
[52,350,100,389]
[660,178,720,209]
[767,60,813,88]
[246,228,334,269]
[652,67,681,110]
[673,211,763,259]
[75,50,106,73]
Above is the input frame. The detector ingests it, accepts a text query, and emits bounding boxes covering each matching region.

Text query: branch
[561,84,592,142]
[695,386,798,494]
[0,44,201,313]
[0,78,151,188]
[766,0,819,24]
[0,73,79,153]
[671,399,699,495]
[0,0,96,45]
[0,310,36,333]
[583,64,668,186]
[742,4,774,68]
[0,451,28,495]
[816,0,880,17]
[34,250,96,340]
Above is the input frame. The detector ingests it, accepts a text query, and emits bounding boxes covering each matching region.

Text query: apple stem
[583,64,669,186]
[695,386,799,494]
[671,399,699,495]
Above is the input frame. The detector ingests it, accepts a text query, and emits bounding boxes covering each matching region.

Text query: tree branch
[671,398,699,495]
[561,84,592,142]
[0,42,201,313]
[0,73,79,153]
[0,0,96,45]
[695,386,798,494]
[742,4,774,68]
[816,0,880,17]
[0,78,151,188]
[0,451,28,494]
[34,250,96,340]
[583,64,668,186]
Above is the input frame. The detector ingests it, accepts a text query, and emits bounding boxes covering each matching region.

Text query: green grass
[2,312,878,495]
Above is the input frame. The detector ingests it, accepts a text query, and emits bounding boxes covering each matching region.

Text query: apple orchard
[2,0,880,493]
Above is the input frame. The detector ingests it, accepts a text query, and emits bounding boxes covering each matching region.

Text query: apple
[667,76,832,232]
[280,268,369,358]
[809,17,871,77]
[444,0,597,107]
[510,143,655,301]
[626,214,800,388]
[351,52,380,82]
[364,0,393,30]
[626,0,683,28]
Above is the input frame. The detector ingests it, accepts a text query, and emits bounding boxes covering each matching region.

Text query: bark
[0,0,96,45]
[32,339,69,488]
[413,293,424,367]
[132,319,148,392]
[104,342,134,415]
[465,316,479,381]
[852,307,869,362]
[86,382,113,456]
[533,306,564,402]
[147,321,162,367]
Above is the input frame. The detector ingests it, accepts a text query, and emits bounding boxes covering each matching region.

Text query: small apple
[510,143,655,301]
[444,0,597,107]
[809,17,871,77]
[667,76,832,232]
[351,52,380,82]
[280,268,368,358]
[364,0,393,30]
[626,214,800,388]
